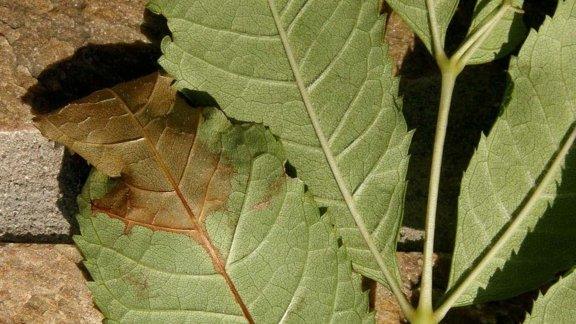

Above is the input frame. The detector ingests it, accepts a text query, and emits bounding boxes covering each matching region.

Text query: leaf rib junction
[266,0,413,318]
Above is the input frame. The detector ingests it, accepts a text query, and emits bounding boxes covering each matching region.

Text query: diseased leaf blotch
[35,73,372,323]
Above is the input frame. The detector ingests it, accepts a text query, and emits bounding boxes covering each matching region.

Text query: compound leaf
[148,0,411,287]
[35,73,371,323]
[449,0,576,306]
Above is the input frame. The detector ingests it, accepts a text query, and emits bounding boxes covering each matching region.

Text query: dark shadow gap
[398,46,508,253]
[396,0,558,254]
[392,1,561,322]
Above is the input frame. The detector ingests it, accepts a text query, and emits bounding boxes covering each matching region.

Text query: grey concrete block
[0,129,88,242]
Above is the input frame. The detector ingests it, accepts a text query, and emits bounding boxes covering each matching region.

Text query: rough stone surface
[375,252,440,323]
[383,10,415,75]
[0,243,103,323]
[0,0,152,130]
[0,0,162,241]
[0,129,89,242]
[398,227,425,249]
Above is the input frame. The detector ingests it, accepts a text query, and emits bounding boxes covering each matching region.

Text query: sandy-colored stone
[0,0,149,130]
[0,243,103,323]
[383,10,415,75]
[375,252,440,323]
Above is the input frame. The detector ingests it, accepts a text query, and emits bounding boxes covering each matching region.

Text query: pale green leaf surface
[78,170,371,323]
[148,0,411,286]
[384,0,458,54]
[36,74,371,323]
[466,0,527,64]
[449,0,576,306]
[524,268,576,324]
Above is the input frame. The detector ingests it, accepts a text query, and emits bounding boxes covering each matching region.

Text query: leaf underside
[466,0,526,64]
[449,0,576,306]
[385,0,525,64]
[524,268,576,324]
[35,74,371,323]
[148,0,412,287]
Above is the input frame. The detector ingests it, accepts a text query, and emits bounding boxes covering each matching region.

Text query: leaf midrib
[265,0,354,216]
[107,88,255,323]
[266,0,387,282]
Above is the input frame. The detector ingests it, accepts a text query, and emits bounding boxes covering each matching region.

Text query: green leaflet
[148,0,411,286]
[465,0,526,64]
[524,268,576,324]
[385,0,525,64]
[449,0,576,306]
[384,0,458,54]
[36,74,371,323]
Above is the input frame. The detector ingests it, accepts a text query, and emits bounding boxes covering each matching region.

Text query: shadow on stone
[20,40,162,242]
[140,8,171,47]
[22,42,161,114]
[55,151,92,239]
[0,233,73,244]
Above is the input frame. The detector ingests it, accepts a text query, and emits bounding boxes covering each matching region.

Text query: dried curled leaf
[35,73,371,323]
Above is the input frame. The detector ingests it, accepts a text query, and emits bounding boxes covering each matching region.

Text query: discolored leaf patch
[35,73,371,323]
[35,73,235,239]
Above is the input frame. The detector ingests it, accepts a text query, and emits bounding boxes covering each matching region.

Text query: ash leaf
[35,73,371,323]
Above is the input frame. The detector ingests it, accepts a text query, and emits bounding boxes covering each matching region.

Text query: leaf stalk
[418,63,458,315]
[425,0,447,62]
[416,0,519,321]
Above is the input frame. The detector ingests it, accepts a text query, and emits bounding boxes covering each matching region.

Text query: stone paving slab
[0,242,425,324]
[0,129,89,242]
[0,243,103,323]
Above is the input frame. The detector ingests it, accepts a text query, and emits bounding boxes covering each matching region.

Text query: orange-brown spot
[251,173,286,212]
